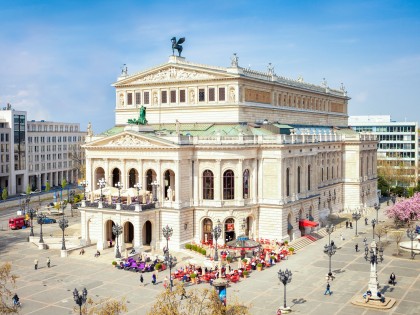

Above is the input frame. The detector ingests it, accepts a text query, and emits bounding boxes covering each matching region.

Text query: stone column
[367,241,380,298]
[252,159,257,204]
[175,159,180,205]
[193,159,199,206]
[236,159,243,206]
[215,159,222,201]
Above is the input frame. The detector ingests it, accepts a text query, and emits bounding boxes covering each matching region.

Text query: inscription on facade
[245,88,271,104]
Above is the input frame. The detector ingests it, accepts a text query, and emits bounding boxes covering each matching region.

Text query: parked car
[40,217,57,224]
[9,217,26,230]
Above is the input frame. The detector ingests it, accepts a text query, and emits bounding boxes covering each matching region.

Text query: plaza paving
[0,203,419,315]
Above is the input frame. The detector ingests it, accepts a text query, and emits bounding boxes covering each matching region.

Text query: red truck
[9,217,26,230]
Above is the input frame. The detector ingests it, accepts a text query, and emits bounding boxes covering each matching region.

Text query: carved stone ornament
[136,67,215,83]
[105,135,157,147]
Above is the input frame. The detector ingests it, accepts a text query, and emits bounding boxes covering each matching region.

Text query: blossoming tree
[385,193,420,226]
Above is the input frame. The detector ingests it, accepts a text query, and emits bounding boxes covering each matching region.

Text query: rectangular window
[170,90,176,103]
[209,88,215,102]
[161,91,168,103]
[219,87,225,101]
[135,92,141,104]
[180,90,186,103]
[127,92,133,105]
[199,89,205,102]
[144,92,150,104]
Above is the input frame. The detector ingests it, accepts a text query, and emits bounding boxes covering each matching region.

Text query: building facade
[349,115,418,187]
[0,105,86,195]
[80,55,378,252]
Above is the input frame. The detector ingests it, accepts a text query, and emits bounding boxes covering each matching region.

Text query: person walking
[349,222,353,229]
[140,274,144,286]
[365,217,368,225]
[324,282,332,295]
[180,285,188,300]
[389,272,396,286]
[47,257,51,268]
[355,244,359,252]
[346,221,349,229]
[363,237,367,246]
[163,276,168,289]
[152,273,157,285]
[34,259,38,270]
[340,233,344,241]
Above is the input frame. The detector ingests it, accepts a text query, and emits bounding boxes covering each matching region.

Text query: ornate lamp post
[325,224,334,245]
[374,203,381,223]
[134,182,142,204]
[151,180,159,202]
[213,219,222,261]
[81,180,88,200]
[115,182,123,203]
[59,213,69,250]
[371,219,377,240]
[28,208,36,237]
[406,228,418,259]
[278,268,292,311]
[37,213,46,243]
[162,225,174,290]
[324,243,337,278]
[73,287,88,315]
[352,212,361,236]
[364,240,384,300]
[112,224,123,258]
[97,178,106,203]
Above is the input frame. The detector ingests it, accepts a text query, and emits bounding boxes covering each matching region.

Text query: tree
[26,185,32,195]
[389,230,404,256]
[374,224,387,243]
[147,283,250,315]
[385,193,420,226]
[75,296,128,315]
[61,179,67,190]
[2,188,7,201]
[0,262,19,314]
[69,143,86,179]
[377,175,390,197]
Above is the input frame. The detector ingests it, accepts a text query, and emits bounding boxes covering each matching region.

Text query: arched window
[297,166,301,194]
[286,168,290,197]
[308,165,311,190]
[223,170,234,200]
[146,169,156,192]
[203,170,214,200]
[243,169,250,199]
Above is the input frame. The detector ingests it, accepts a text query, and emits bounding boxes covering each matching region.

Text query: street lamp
[112,224,123,258]
[352,212,361,236]
[151,180,159,202]
[58,213,69,250]
[374,203,381,223]
[73,287,88,315]
[81,180,88,200]
[28,208,36,237]
[406,228,418,260]
[115,182,123,203]
[134,182,142,204]
[97,178,106,203]
[371,219,377,240]
[364,240,384,300]
[325,224,334,245]
[213,219,222,261]
[278,268,292,310]
[162,224,174,290]
[324,243,337,277]
[37,213,46,243]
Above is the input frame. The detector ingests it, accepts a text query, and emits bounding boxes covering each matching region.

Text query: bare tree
[147,283,250,315]
[75,296,128,315]
[374,224,387,243]
[0,262,19,314]
[389,230,404,256]
[69,144,85,180]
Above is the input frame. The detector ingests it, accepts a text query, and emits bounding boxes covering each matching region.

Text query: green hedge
[185,243,207,256]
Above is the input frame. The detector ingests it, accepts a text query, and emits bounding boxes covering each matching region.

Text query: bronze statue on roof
[128,105,147,125]
[171,37,185,57]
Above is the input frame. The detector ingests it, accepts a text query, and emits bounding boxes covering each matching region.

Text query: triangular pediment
[84,131,179,149]
[113,62,237,87]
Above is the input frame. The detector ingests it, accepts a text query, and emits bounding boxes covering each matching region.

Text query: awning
[299,220,319,228]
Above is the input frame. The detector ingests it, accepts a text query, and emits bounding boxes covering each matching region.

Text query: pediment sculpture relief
[105,135,157,147]
[136,67,215,83]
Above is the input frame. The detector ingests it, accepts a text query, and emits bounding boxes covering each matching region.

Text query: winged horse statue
[171,37,185,57]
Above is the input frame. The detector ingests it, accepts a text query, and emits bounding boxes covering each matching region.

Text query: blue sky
[0,0,419,133]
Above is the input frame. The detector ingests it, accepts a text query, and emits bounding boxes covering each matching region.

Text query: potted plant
[112,261,117,267]
[185,244,191,250]
[288,247,295,254]
[242,270,249,278]
[270,255,276,264]
[257,263,263,271]
[226,256,233,263]
[242,258,248,264]
[284,240,289,246]
[155,263,162,271]
[190,273,197,284]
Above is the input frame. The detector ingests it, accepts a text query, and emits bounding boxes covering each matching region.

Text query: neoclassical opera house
[80,53,378,252]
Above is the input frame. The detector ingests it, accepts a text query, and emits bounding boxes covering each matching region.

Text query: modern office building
[349,115,418,187]
[0,105,86,196]
[80,54,378,252]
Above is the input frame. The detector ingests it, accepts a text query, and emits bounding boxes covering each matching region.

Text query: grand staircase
[289,228,328,252]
